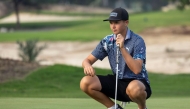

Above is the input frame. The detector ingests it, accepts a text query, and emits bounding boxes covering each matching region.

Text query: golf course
[0,7,190,109]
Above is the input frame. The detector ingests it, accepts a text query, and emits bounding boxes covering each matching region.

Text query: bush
[17,39,46,62]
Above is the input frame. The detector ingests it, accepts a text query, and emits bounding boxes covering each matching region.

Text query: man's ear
[125,20,129,26]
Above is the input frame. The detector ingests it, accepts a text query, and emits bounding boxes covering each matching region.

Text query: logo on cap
[110,12,117,17]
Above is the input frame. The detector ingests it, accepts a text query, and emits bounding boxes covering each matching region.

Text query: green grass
[0,18,110,42]
[0,64,190,98]
[0,97,189,109]
[129,9,190,32]
[0,9,190,42]
[28,10,108,16]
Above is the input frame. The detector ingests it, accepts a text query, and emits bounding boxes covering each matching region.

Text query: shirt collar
[114,28,131,40]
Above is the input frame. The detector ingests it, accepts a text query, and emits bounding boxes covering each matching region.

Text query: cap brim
[103,18,121,21]
[103,19,109,21]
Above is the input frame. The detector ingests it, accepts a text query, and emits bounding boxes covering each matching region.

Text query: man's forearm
[120,47,142,74]
[82,59,92,68]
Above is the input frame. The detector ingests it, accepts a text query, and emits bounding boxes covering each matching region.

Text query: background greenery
[0,9,190,42]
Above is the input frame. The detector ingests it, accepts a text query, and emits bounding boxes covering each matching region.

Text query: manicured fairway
[0,97,189,109]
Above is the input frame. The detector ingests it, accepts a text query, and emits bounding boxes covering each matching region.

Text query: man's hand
[82,54,98,77]
[84,65,96,77]
[116,34,125,48]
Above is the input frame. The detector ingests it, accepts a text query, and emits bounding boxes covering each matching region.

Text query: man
[80,7,151,109]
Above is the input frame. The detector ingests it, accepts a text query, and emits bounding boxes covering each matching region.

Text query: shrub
[17,39,46,62]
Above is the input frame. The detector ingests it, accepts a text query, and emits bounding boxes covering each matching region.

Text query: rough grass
[0,64,189,98]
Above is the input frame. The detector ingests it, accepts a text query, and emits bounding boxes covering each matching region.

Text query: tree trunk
[13,0,21,29]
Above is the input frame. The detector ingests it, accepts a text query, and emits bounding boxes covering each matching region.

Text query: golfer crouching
[80,7,152,109]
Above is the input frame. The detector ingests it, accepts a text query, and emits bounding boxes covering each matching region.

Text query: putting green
[0,97,189,109]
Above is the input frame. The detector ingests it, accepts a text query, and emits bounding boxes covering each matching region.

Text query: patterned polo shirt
[92,28,150,84]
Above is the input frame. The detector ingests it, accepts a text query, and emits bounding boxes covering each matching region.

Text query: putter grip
[117,43,120,47]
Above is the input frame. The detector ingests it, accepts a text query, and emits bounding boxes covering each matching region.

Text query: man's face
[109,20,128,35]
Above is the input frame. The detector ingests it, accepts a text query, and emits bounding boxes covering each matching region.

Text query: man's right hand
[84,65,96,77]
[82,54,98,77]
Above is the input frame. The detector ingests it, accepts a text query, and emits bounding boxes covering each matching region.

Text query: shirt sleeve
[133,38,146,63]
[91,40,108,61]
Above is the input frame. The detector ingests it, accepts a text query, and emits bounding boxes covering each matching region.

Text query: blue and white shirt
[92,28,150,84]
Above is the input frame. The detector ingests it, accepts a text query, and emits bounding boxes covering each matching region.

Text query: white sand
[0,13,88,24]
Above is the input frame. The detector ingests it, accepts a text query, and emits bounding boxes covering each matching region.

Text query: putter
[115,43,120,109]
